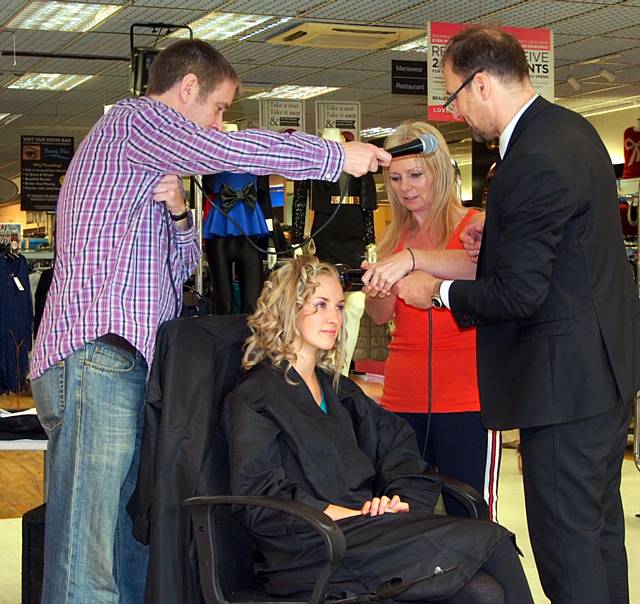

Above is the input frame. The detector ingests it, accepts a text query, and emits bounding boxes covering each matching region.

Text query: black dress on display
[292,173,377,267]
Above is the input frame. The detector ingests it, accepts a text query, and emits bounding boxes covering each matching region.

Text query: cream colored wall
[0,204,25,226]
[0,204,39,237]
[585,106,639,165]
[459,161,472,201]
[0,202,50,239]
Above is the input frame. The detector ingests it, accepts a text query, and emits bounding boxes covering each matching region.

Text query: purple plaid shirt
[31,96,344,379]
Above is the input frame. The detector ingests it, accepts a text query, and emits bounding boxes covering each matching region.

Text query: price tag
[13,276,25,291]
[265,218,274,232]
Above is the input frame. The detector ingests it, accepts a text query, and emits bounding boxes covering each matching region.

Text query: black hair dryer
[335,264,365,291]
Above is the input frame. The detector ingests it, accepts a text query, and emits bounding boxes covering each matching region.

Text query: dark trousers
[397,411,500,520]
[520,401,632,604]
[204,236,265,315]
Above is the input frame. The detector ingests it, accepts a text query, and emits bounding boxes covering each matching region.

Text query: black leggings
[441,538,534,604]
[204,236,265,315]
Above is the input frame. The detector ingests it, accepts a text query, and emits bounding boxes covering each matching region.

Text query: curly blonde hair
[242,256,346,387]
[378,121,462,257]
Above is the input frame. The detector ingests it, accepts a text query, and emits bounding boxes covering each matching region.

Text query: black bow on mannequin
[219,182,258,211]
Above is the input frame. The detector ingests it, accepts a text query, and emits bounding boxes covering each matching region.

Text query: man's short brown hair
[146,39,239,98]
[443,26,529,83]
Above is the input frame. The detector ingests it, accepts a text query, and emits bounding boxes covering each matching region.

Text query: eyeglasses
[443,69,483,112]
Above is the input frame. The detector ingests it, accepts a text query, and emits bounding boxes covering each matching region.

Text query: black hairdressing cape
[225,363,511,600]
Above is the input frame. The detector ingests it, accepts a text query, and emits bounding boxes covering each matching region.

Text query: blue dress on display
[203,173,270,238]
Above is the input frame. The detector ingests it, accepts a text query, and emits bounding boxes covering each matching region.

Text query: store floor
[1,393,638,603]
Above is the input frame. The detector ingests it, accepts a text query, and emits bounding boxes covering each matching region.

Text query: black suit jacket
[450,97,640,429]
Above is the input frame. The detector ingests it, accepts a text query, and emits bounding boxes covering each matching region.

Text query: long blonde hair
[242,256,346,387]
[378,121,462,257]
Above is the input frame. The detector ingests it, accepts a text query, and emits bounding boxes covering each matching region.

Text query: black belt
[96,333,137,356]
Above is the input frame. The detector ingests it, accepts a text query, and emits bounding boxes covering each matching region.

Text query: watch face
[431,297,443,309]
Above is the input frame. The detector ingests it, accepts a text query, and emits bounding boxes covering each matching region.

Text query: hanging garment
[0,253,33,393]
[292,173,377,267]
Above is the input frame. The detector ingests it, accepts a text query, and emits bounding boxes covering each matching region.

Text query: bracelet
[406,247,416,272]
[170,208,190,222]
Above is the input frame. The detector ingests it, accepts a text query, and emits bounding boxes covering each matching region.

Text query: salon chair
[184,410,501,604]
[130,315,501,604]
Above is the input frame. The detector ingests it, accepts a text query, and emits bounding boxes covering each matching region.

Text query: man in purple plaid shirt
[30,39,390,604]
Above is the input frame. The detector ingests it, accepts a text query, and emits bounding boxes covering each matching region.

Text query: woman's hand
[361,249,414,298]
[323,504,362,521]
[361,495,410,516]
[153,174,186,216]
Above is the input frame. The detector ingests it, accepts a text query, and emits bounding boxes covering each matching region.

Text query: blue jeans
[32,340,149,604]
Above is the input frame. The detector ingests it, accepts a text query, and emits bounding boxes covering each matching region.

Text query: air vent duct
[267,23,425,50]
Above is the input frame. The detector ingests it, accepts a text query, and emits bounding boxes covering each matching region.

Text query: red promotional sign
[427,22,554,122]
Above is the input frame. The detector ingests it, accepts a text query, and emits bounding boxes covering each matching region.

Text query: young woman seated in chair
[224,256,533,603]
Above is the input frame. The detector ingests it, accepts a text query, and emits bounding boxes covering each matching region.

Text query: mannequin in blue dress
[202,172,273,314]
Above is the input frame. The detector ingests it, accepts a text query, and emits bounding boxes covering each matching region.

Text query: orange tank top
[380,209,480,414]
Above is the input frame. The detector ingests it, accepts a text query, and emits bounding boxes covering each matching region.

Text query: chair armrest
[183,495,346,604]
[434,473,490,521]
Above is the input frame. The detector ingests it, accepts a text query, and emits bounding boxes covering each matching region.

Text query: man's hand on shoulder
[342,142,391,177]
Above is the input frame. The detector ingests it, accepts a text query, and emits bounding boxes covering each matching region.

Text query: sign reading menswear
[392,60,427,95]
[259,99,305,133]
[427,21,554,122]
[21,135,74,211]
[315,101,361,141]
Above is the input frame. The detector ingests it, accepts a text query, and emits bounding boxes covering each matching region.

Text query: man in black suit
[363,26,639,604]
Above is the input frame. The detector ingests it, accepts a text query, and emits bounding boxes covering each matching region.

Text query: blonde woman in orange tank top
[363,121,501,520]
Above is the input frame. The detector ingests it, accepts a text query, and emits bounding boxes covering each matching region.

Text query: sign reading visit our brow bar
[427,21,554,122]
[21,135,74,211]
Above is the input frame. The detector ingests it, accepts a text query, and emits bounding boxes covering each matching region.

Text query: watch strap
[431,280,444,309]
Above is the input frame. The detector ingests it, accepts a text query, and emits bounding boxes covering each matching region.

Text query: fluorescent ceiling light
[392,35,429,53]
[240,82,273,95]
[172,12,273,40]
[6,1,121,32]
[0,113,22,125]
[249,85,339,100]
[581,98,640,118]
[238,17,292,41]
[361,126,396,139]
[8,73,93,91]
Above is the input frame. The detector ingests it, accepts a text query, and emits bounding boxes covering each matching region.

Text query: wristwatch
[431,280,444,309]
[170,207,190,222]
